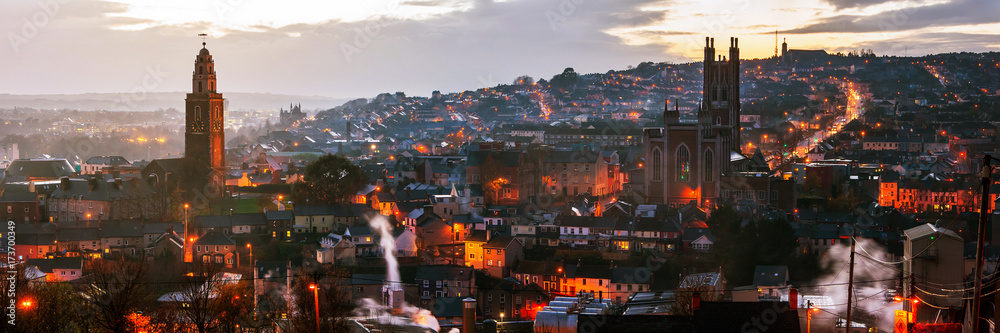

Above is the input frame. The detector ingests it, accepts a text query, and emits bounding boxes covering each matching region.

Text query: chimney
[60,177,71,191]
[463,298,477,333]
[789,288,798,309]
[691,292,701,315]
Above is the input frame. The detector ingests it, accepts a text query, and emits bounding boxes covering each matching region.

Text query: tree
[170,263,252,333]
[513,75,535,86]
[83,259,148,333]
[479,153,510,205]
[292,154,366,205]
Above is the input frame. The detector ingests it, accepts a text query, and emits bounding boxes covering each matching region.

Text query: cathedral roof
[199,46,210,56]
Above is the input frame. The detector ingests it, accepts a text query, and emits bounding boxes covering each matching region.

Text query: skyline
[1,0,997,100]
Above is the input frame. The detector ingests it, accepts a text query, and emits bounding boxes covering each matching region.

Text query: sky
[0,0,997,100]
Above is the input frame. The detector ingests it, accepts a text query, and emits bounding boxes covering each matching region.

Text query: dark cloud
[0,0,682,99]
[834,32,1000,56]
[784,0,1000,34]
[822,0,897,10]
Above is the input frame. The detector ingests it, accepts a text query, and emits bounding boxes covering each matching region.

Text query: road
[794,81,865,158]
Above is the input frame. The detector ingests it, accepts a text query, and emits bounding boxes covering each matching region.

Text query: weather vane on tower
[198,33,207,48]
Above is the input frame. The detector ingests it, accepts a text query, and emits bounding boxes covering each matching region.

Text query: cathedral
[643,37,793,212]
[185,41,226,174]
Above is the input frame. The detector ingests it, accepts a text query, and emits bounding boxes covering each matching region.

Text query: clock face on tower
[191,118,205,132]
[213,119,223,131]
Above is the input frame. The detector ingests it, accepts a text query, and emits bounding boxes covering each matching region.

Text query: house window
[488,260,493,266]
[424,280,429,287]
[488,294,492,302]
[215,256,223,264]
[71,271,76,276]
[423,291,429,297]
[676,145,690,181]
[500,294,505,303]
[436,281,442,288]
[498,260,502,267]
[357,287,364,293]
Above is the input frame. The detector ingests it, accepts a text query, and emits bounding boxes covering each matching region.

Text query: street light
[246,243,252,268]
[309,284,319,333]
[805,301,819,333]
[184,203,190,263]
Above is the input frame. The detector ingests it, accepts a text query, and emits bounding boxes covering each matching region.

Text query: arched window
[198,66,203,75]
[677,145,690,182]
[210,82,214,92]
[198,81,203,93]
[651,148,662,182]
[195,106,202,119]
[704,149,713,182]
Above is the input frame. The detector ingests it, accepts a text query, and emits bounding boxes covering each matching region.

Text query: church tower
[701,37,741,171]
[185,41,225,173]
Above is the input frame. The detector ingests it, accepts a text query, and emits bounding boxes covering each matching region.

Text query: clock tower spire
[184,39,225,173]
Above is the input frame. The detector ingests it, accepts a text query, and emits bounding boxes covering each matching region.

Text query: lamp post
[309,284,319,333]
[893,296,920,327]
[805,301,818,333]
[246,243,252,268]
[184,203,190,263]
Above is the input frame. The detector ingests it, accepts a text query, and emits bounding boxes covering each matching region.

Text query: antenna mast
[775,30,778,58]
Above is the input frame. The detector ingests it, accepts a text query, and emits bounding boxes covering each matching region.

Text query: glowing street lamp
[309,284,319,333]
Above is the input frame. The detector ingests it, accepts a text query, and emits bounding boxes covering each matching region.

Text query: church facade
[643,37,794,212]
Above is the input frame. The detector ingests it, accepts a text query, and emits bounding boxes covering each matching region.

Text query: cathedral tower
[185,42,225,172]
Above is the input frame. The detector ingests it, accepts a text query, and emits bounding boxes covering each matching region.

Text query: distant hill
[0,92,350,111]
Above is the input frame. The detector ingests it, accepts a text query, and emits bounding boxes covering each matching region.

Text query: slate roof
[3,159,75,181]
[50,178,154,202]
[26,257,83,273]
[681,228,715,242]
[483,235,519,249]
[414,265,474,281]
[85,156,130,166]
[265,210,294,221]
[904,223,962,241]
[752,265,789,287]
[193,231,235,246]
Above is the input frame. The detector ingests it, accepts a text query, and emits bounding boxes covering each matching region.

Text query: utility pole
[973,155,992,333]
[846,231,856,332]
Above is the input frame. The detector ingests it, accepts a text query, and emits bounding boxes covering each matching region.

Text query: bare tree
[171,262,252,333]
[82,259,148,333]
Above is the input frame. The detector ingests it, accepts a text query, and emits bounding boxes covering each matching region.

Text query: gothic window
[210,82,214,92]
[198,81,203,93]
[651,148,662,182]
[676,145,690,182]
[195,106,202,119]
[704,149,713,182]
[198,66,203,75]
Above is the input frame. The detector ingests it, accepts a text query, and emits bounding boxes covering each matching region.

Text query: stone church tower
[644,37,742,207]
[185,42,226,173]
